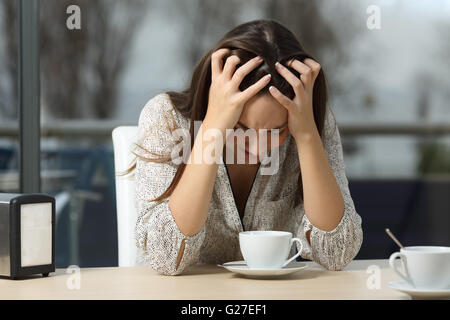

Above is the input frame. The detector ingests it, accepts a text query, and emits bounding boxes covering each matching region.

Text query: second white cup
[389,246,450,290]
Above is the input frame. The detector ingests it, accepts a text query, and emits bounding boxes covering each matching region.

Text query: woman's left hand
[268,58,321,142]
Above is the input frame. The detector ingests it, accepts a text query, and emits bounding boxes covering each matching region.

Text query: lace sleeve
[134,93,206,275]
[298,106,363,270]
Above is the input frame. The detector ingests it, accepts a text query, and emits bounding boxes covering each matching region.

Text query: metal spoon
[385,228,404,249]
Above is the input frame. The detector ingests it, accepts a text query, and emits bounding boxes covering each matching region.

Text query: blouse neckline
[217,132,292,232]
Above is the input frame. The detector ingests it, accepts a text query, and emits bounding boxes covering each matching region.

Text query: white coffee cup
[239,231,303,269]
[389,246,450,290]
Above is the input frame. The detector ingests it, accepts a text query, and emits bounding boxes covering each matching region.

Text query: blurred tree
[417,142,450,175]
[412,17,450,176]
[172,0,242,68]
[414,71,450,176]
[0,0,149,119]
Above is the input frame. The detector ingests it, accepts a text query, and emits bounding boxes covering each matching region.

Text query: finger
[286,59,313,87]
[275,61,305,97]
[303,58,322,77]
[223,55,241,79]
[302,58,321,82]
[211,48,231,81]
[232,55,264,84]
[239,73,271,101]
[268,85,295,112]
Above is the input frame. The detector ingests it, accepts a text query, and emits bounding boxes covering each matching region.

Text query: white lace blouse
[134,92,363,275]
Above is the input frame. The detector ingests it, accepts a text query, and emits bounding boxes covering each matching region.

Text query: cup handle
[389,252,411,283]
[282,237,303,268]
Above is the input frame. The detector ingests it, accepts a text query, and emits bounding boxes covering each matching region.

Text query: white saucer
[388,280,450,299]
[219,260,308,277]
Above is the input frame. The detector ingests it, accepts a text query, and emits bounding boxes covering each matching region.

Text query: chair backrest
[112,126,139,267]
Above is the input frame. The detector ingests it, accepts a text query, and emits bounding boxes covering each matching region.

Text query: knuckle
[234,69,244,79]
[294,79,303,88]
[228,55,240,64]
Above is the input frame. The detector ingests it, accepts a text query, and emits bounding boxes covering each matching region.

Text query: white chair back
[112,126,139,267]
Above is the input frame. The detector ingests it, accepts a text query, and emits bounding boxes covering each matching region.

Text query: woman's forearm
[169,121,225,237]
[295,129,345,232]
[267,58,344,232]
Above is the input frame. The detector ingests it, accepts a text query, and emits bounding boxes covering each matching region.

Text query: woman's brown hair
[126,19,330,203]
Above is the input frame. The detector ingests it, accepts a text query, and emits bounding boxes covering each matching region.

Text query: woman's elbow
[319,226,363,271]
[141,250,187,276]
[153,264,186,276]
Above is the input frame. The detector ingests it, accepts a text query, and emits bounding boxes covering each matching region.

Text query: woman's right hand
[204,48,272,132]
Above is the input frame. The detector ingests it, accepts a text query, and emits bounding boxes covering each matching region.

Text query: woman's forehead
[239,93,288,129]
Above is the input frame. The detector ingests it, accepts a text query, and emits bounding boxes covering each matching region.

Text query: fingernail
[256,56,263,62]
[265,74,271,80]
[275,61,283,68]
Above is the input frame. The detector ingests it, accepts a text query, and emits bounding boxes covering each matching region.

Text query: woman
[133,19,363,275]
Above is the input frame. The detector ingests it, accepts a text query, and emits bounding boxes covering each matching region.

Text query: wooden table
[0,259,411,300]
